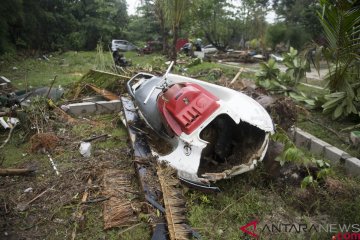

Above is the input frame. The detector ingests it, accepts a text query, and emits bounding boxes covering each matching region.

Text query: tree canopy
[0,0,128,54]
[0,0,341,55]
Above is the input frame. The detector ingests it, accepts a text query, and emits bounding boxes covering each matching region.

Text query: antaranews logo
[239,220,360,239]
[239,220,259,238]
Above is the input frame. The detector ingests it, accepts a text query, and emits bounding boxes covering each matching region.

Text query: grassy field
[1,51,359,239]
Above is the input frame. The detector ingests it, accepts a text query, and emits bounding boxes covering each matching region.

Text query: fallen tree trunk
[0,168,35,176]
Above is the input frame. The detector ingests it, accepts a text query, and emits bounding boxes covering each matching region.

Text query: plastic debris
[79,142,92,157]
[24,187,33,193]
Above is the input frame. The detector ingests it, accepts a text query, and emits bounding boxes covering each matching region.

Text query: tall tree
[193,0,236,51]
[273,0,322,48]
[0,0,129,53]
[0,0,23,53]
[154,0,168,53]
[237,0,269,48]
[164,0,189,61]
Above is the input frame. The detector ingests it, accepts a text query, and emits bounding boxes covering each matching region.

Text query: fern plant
[304,0,360,119]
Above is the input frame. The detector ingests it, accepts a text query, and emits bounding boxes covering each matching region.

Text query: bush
[65,32,86,51]
[265,23,287,49]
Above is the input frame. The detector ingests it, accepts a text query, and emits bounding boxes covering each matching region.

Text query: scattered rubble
[206,50,267,63]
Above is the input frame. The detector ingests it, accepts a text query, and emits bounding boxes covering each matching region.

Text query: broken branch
[82,134,108,142]
[16,185,55,211]
[71,177,92,240]
[0,168,35,176]
[308,118,347,144]
[229,68,244,85]
[46,75,58,99]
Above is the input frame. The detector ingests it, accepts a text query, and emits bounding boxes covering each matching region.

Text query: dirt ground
[0,113,152,240]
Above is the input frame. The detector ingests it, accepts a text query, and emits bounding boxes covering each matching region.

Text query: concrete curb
[289,127,360,176]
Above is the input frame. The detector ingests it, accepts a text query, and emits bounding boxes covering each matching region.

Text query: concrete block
[65,100,121,116]
[324,146,345,164]
[294,128,312,149]
[344,157,360,176]
[310,137,331,156]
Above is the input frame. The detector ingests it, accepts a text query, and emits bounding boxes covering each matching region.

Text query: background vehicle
[203,44,218,54]
[111,39,138,52]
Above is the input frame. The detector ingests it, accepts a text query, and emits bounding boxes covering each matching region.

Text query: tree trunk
[171,26,179,63]
[161,24,168,55]
[157,7,168,55]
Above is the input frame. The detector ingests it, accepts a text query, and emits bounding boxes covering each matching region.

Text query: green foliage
[256,48,304,93]
[271,127,332,188]
[249,39,260,49]
[265,23,287,49]
[283,47,309,85]
[285,25,311,50]
[316,0,360,92]
[256,58,289,93]
[289,91,322,109]
[273,0,321,42]
[322,88,360,120]
[256,47,312,99]
[0,0,129,53]
[192,0,236,50]
[256,58,280,81]
[302,0,360,120]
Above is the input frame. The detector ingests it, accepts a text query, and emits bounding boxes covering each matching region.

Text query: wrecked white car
[127,63,274,186]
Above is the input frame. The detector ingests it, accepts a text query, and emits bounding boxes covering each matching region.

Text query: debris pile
[0,68,200,239]
[206,50,267,63]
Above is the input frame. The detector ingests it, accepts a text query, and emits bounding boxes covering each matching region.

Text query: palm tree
[164,0,189,62]
[314,0,360,119]
[318,0,360,92]
[154,0,168,54]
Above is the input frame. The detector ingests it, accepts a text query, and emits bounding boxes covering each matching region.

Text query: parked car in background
[203,44,218,54]
[180,43,218,55]
[111,40,138,52]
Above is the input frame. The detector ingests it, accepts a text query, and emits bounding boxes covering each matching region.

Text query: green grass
[0,51,114,88]
[124,51,162,66]
[297,112,359,157]
[0,134,31,168]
